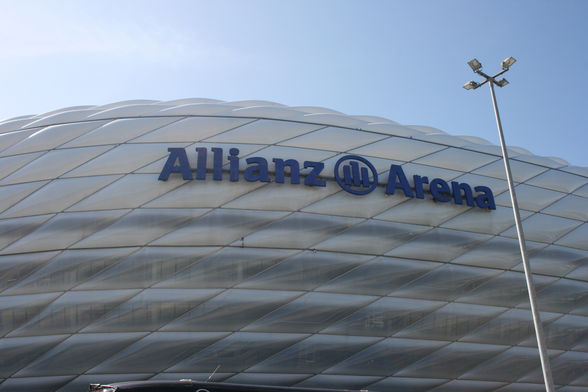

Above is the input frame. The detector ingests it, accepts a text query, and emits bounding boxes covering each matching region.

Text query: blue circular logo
[334,155,379,195]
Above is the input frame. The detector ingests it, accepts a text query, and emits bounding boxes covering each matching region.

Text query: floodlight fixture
[463,81,479,90]
[467,58,482,72]
[501,56,517,70]
[496,78,509,87]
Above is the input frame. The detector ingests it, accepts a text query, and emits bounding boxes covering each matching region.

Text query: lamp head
[501,56,516,70]
[467,58,483,72]
[463,81,479,90]
[496,78,510,87]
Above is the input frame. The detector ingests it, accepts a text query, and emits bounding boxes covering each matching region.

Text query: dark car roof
[89,380,366,392]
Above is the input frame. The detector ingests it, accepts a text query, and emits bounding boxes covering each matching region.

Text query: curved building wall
[0,98,587,392]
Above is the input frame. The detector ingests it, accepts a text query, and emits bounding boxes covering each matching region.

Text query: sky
[0,0,587,167]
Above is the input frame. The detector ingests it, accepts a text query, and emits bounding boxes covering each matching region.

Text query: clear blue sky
[1,0,587,167]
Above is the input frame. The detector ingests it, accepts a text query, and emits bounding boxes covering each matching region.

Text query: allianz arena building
[0,98,587,392]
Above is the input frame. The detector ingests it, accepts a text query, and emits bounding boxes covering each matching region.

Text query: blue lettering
[385,165,413,197]
[430,178,451,202]
[304,161,326,187]
[244,157,270,182]
[159,148,193,181]
[451,181,474,206]
[475,186,496,210]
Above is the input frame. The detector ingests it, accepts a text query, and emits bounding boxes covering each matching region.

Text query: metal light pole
[463,57,555,392]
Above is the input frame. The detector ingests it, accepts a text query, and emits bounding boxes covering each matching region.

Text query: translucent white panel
[431,380,507,392]
[237,250,371,291]
[529,168,586,193]
[239,212,362,250]
[151,209,289,246]
[407,125,447,135]
[223,182,340,211]
[451,237,547,269]
[297,376,381,391]
[228,100,284,108]
[0,251,59,291]
[1,210,129,254]
[494,184,565,211]
[61,117,181,147]
[241,145,336,165]
[515,245,588,276]
[555,223,588,251]
[457,272,557,308]
[315,220,431,255]
[0,117,37,134]
[375,196,469,226]
[292,105,343,114]
[326,337,447,376]
[163,289,301,332]
[0,129,37,154]
[453,173,509,195]
[472,159,547,182]
[0,152,43,179]
[88,104,172,119]
[323,297,445,336]
[386,228,492,262]
[302,113,366,127]
[4,248,137,294]
[391,264,502,301]
[82,289,222,332]
[0,175,121,218]
[67,174,184,211]
[561,165,588,178]
[20,109,100,128]
[0,214,54,252]
[64,143,187,177]
[520,351,588,385]
[399,162,464,182]
[514,154,567,168]
[0,375,74,392]
[204,119,323,144]
[0,293,60,335]
[414,148,500,172]
[72,208,210,248]
[168,332,307,373]
[535,278,588,313]
[360,123,423,137]
[350,137,445,162]
[395,302,506,341]
[572,184,588,199]
[543,194,588,221]
[318,256,439,296]
[15,332,146,377]
[156,103,238,116]
[463,346,549,382]
[154,247,297,289]
[461,143,505,157]
[9,289,139,336]
[131,117,254,143]
[567,261,588,283]
[163,98,223,105]
[279,127,387,152]
[227,374,317,388]
[243,292,376,333]
[440,206,533,235]
[89,331,228,373]
[367,376,447,392]
[540,315,588,350]
[1,121,106,155]
[0,335,67,378]
[0,180,47,214]
[144,179,266,208]
[249,334,379,373]
[395,341,508,379]
[77,247,218,290]
[500,213,581,243]
[302,188,406,219]
[0,145,112,185]
[228,105,307,119]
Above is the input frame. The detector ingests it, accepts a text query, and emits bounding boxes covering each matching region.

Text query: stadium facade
[0,98,587,392]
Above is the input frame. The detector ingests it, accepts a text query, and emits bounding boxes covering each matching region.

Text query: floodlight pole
[464,59,555,392]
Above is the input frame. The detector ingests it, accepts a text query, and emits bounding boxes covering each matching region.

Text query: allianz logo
[159,147,496,210]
